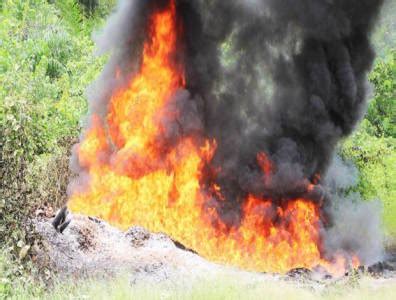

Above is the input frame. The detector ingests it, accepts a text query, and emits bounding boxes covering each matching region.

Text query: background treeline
[0,0,395,296]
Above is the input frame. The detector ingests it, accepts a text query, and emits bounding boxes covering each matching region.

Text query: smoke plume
[179,0,384,198]
[69,0,385,265]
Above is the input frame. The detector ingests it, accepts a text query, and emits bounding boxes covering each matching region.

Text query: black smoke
[69,0,385,263]
[177,0,384,200]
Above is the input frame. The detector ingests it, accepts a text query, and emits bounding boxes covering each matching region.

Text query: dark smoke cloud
[178,0,384,200]
[69,0,385,262]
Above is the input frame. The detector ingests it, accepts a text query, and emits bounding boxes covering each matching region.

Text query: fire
[69,0,358,275]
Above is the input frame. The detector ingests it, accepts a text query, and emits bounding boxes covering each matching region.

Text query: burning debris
[36,214,395,285]
[64,0,385,276]
[52,206,72,234]
[36,214,248,282]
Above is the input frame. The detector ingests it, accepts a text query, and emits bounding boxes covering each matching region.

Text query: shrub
[367,50,396,138]
[341,120,396,236]
[0,0,107,290]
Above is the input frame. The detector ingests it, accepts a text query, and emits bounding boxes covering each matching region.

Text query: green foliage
[0,0,109,292]
[54,0,116,34]
[341,29,396,238]
[0,254,12,298]
[78,0,117,17]
[342,40,396,237]
[367,50,396,138]
[0,250,45,299]
[341,120,396,236]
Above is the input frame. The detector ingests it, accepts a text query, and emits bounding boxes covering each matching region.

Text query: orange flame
[69,0,358,275]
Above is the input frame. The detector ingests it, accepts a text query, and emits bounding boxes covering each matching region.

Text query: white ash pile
[33,210,276,286]
[33,208,396,288]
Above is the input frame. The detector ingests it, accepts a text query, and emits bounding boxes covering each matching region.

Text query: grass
[5,272,396,300]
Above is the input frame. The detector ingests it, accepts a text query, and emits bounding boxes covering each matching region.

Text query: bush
[0,0,108,290]
[340,45,396,239]
[367,50,396,138]
[341,120,396,236]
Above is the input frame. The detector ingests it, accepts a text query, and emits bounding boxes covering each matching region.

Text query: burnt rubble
[51,206,72,233]
[33,212,396,285]
[125,226,151,247]
[367,261,396,277]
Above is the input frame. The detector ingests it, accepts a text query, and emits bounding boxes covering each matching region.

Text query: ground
[18,212,396,300]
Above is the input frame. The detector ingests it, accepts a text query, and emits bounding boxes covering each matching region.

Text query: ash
[34,213,396,289]
[34,214,279,285]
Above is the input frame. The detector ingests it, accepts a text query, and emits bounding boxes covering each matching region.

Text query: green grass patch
[5,273,396,300]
